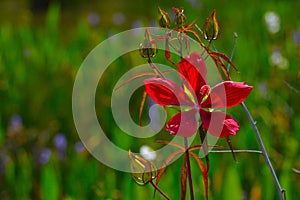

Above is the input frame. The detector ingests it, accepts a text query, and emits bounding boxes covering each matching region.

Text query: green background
[0,0,300,199]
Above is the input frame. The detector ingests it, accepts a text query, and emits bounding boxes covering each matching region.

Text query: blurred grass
[0,0,300,199]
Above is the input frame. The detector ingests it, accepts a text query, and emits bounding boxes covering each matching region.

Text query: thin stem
[150,181,170,200]
[147,58,165,78]
[240,102,284,200]
[184,137,194,200]
[213,34,285,200]
[283,80,300,95]
[227,32,238,71]
[210,149,262,154]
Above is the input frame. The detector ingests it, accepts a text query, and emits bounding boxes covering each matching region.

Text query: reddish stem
[184,137,194,200]
[150,181,170,200]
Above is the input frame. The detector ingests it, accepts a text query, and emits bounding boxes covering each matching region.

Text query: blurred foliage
[0,0,300,199]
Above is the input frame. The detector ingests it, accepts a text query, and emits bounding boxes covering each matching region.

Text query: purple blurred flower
[149,20,156,27]
[132,20,143,35]
[53,133,67,160]
[9,115,22,129]
[112,12,126,26]
[242,191,248,200]
[187,0,202,8]
[293,30,300,46]
[75,141,85,153]
[23,48,32,58]
[39,148,51,164]
[88,12,100,26]
[53,133,67,150]
[0,154,9,176]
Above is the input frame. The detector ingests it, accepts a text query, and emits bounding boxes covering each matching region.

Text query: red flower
[144,51,253,137]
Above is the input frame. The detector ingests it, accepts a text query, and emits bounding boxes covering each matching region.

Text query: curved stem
[147,58,165,78]
[240,102,284,200]
[212,35,285,200]
[184,137,194,200]
[150,181,170,200]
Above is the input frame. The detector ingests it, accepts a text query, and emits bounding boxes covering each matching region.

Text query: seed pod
[173,7,186,28]
[203,10,220,40]
[139,29,157,58]
[128,150,157,185]
[158,7,171,28]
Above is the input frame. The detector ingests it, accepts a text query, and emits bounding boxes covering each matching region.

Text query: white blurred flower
[264,11,280,34]
[140,145,156,161]
[270,48,288,69]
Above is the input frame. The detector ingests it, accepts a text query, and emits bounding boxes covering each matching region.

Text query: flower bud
[158,7,171,28]
[203,10,220,40]
[139,29,157,58]
[128,150,157,185]
[200,85,211,104]
[173,7,186,28]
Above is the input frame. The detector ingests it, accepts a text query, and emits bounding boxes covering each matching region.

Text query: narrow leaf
[209,53,230,80]
[139,91,147,125]
[210,51,239,72]
[155,140,185,150]
[190,152,209,200]
[115,69,176,92]
[188,144,226,152]
[185,29,206,49]
[114,72,157,91]
[154,150,184,197]
[165,32,176,66]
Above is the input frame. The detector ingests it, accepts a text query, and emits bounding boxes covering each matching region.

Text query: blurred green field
[0,0,300,199]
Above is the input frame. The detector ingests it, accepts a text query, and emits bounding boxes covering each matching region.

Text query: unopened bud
[200,85,211,104]
[203,10,220,40]
[158,7,171,28]
[139,29,157,58]
[173,7,186,28]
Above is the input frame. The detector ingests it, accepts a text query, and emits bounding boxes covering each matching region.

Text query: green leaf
[222,166,242,200]
[41,163,60,200]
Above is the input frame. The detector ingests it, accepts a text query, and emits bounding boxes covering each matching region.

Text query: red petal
[166,109,199,137]
[178,51,207,98]
[200,110,239,137]
[202,81,253,108]
[144,78,193,106]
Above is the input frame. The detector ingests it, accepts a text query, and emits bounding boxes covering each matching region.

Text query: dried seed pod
[128,150,157,185]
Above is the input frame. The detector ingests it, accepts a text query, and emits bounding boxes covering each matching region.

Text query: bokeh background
[1,0,300,199]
